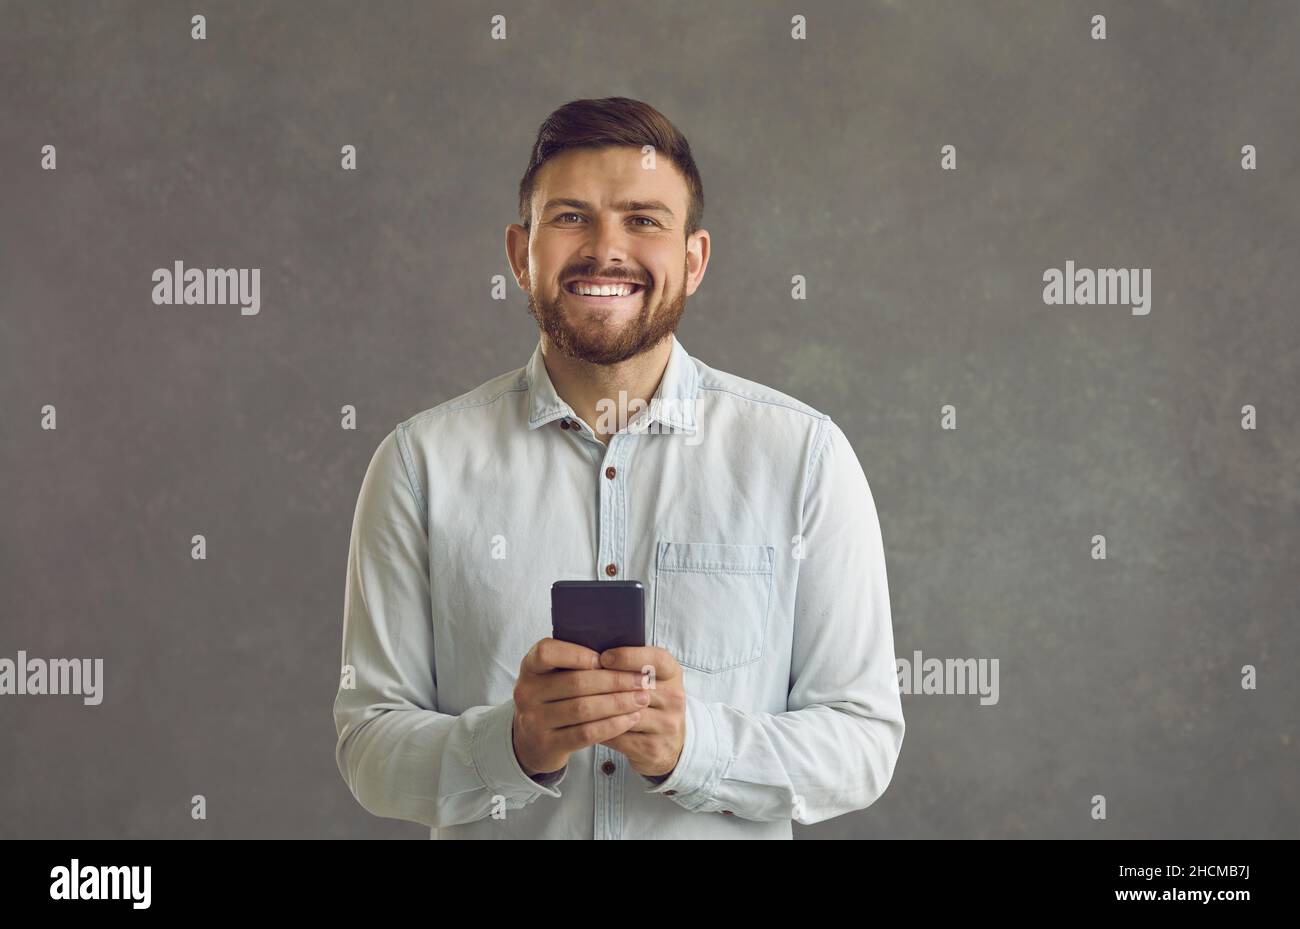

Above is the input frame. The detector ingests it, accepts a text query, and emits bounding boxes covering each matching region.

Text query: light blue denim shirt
[333,334,904,838]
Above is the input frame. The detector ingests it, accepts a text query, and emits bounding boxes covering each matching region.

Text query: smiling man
[333,97,905,839]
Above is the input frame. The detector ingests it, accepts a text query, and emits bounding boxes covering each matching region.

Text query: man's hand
[511,637,652,777]
[596,646,686,779]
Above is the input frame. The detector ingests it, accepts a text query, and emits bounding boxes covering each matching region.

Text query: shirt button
[568,419,580,430]
[559,420,569,430]
[604,563,617,577]
[664,789,677,796]
[722,810,733,815]
[605,466,616,479]
[601,760,616,776]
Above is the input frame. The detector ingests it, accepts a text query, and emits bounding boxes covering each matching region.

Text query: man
[333,97,904,839]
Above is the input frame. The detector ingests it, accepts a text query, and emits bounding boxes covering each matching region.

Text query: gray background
[1,0,1296,839]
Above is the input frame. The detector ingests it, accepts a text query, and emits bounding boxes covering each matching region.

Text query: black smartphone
[551,580,646,655]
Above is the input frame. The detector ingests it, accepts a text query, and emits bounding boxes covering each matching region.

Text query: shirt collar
[525,333,699,435]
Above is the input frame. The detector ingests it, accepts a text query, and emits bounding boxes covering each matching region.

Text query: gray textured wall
[1,0,1296,839]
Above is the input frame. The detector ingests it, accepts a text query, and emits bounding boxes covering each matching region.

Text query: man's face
[510,146,708,366]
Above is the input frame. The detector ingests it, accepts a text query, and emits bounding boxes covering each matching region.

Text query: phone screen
[551,580,646,654]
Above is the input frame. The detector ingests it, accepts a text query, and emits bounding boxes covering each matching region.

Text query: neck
[540,335,674,445]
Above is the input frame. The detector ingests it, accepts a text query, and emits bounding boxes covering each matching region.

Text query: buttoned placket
[558,413,638,839]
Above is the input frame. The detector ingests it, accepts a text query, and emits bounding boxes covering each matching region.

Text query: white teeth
[571,282,635,297]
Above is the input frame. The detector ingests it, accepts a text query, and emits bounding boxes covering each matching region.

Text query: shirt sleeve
[333,426,567,829]
[641,416,905,824]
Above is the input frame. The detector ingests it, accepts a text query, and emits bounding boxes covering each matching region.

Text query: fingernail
[635,692,650,704]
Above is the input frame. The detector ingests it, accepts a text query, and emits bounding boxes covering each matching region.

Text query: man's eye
[553,213,657,227]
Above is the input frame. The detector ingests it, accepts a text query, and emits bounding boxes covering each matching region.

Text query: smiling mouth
[564,281,646,298]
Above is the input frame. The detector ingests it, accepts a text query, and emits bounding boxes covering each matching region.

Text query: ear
[505,223,530,288]
[684,228,710,297]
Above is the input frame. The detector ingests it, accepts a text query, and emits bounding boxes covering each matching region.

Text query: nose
[581,215,630,266]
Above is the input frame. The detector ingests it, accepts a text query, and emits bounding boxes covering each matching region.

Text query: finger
[523,637,602,675]
[544,689,651,729]
[535,669,650,702]
[599,731,652,755]
[553,710,642,754]
[617,705,665,733]
[599,646,678,681]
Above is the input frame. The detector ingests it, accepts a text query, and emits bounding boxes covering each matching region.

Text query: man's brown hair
[518,97,704,239]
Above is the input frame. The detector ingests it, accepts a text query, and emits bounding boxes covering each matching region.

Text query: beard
[527,268,687,366]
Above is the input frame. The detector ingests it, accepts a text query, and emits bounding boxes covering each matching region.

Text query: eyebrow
[540,197,676,218]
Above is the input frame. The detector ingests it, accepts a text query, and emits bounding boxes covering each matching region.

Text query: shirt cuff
[471,699,566,803]
[642,692,724,811]
[529,765,568,788]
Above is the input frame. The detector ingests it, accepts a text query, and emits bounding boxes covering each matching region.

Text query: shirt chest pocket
[651,541,775,673]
